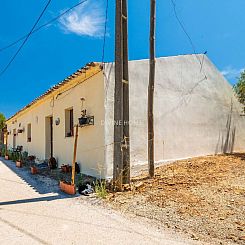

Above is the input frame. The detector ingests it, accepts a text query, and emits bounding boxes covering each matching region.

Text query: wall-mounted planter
[31,166,38,174]
[78,116,94,127]
[60,181,76,195]
[5,155,9,160]
[16,161,23,168]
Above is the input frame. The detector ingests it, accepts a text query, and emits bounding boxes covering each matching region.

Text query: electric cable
[0,0,52,77]
[0,0,89,53]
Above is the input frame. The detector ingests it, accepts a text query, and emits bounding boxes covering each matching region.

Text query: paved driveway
[0,159,195,245]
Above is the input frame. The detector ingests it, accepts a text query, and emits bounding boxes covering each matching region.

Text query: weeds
[94,180,107,199]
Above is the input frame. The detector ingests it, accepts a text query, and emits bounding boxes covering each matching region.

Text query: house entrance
[13,129,16,149]
[45,116,53,159]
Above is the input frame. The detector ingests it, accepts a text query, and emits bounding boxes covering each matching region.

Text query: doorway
[13,129,16,149]
[45,116,53,159]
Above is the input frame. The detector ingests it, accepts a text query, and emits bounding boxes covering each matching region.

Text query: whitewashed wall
[104,55,245,178]
[7,72,106,178]
[6,55,245,179]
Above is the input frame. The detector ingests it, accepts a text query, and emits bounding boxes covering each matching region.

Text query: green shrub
[22,151,28,163]
[1,147,6,156]
[94,180,107,199]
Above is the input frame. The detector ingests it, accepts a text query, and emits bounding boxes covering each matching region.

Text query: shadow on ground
[0,157,76,205]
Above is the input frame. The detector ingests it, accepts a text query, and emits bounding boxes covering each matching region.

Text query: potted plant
[4,149,10,160]
[1,148,6,158]
[22,151,28,164]
[31,166,38,174]
[28,155,36,162]
[60,180,76,195]
[78,109,90,126]
[61,164,72,173]
[16,152,23,168]
[48,157,57,169]
[78,116,88,125]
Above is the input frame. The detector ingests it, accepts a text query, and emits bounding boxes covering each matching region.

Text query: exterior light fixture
[55,118,60,125]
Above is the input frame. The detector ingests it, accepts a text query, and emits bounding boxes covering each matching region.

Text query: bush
[22,151,28,163]
[94,180,107,199]
[1,147,6,156]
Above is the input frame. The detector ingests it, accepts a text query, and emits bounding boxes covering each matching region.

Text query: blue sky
[0,0,245,118]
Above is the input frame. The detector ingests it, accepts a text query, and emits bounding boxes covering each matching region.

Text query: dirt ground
[0,158,195,245]
[106,153,245,245]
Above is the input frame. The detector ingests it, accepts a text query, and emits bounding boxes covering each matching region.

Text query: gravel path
[0,158,196,245]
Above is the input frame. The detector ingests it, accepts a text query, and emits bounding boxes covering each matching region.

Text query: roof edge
[6,62,102,123]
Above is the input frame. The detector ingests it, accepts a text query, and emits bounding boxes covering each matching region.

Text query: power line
[170,0,203,66]
[0,0,89,53]
[101,0,109,64]
[0,0,52,77]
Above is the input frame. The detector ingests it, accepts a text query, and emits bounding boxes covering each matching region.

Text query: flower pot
[78,117,88,126]
[5,155,9,160]
[31,166,38,174]
[61,165,72,173]
[16,161,23,168]
[60,181,76,195]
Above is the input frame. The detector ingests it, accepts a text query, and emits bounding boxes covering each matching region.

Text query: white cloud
[59,1,105,38]
[221,66,245,80]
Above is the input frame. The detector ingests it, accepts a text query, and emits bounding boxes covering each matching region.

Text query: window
[27,123,31,142]
[65,108,74,137]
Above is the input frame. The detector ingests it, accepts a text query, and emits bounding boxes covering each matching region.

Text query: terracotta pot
[31,166,38,174]
[16,161,22,168]
[4,155,9,160]
[60,181,76,195]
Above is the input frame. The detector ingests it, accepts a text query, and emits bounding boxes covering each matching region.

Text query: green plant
[234,70,245,112]
[0,113,5,130]
[22,151,28,163]
[77,174,83,186]
[94,180,107,199]
[11,152,18,162]
[7,150,13,159]
[1,147,6,156]
[17,152,22,161]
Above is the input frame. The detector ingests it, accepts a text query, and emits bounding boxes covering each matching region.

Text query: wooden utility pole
[71,124,79,185]
[122,0,130,185]
[148,0,156,178]
[113,0,130,190]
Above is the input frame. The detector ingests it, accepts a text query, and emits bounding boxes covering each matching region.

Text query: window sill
[65,135,74,138]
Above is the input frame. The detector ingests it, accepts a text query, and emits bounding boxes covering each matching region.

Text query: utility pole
[148,0,156,178]
[113,0,130,190]
[71,124,79,186]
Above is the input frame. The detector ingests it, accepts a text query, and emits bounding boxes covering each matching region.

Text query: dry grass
[107,153,245,244]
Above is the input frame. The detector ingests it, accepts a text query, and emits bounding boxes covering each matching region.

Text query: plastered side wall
[6,72,106,178]
[104,55,245,178]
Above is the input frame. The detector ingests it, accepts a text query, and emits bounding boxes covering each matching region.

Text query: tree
[234,70,245,113]
[0,113,5,130]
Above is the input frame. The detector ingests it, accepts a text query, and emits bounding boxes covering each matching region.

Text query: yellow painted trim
[6,64,102,124]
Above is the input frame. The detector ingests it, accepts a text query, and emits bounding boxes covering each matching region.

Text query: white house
[6,54,245,178]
